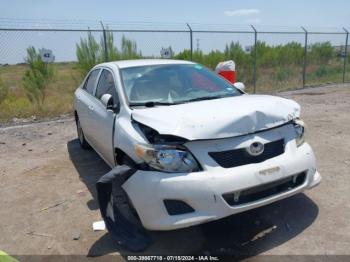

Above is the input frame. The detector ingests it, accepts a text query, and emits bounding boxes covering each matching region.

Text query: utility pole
[196,38,200,52]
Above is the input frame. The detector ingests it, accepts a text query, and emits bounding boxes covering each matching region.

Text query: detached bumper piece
[96,165,152,252]
[223,171,307,206]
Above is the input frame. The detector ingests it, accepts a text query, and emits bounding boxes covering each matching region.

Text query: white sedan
[74,59,321,231]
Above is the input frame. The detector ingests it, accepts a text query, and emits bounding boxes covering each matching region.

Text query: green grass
[0,62,80,121]
[0,60,349,122]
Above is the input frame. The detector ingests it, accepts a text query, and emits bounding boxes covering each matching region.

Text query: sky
[1,0,350,63]
[1,0,350,28]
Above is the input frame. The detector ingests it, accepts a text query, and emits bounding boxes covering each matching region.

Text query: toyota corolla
[74,59,321,232]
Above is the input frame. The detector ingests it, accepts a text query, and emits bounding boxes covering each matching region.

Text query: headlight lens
[135,144,200,173]
[293,119,305,147]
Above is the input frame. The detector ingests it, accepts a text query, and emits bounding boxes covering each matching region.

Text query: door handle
[88,105,94,111]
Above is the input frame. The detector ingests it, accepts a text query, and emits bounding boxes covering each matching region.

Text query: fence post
[301,26,308,88]
[251,25,257,93]
[342,27,349,83]
[100,21,108,61]
[186,23,193,61]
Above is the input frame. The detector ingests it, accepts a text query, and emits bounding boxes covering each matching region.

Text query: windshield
[120,64,241,106]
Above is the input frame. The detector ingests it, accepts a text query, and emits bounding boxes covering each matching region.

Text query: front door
[89,68,120,167]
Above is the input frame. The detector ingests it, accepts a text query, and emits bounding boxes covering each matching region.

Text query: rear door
[76,68,101,144]
[89,68,120,166]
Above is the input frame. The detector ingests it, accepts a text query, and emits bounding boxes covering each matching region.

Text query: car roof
[98,59,196,69]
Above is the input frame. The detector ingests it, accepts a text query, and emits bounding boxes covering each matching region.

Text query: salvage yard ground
[0,84,350,261]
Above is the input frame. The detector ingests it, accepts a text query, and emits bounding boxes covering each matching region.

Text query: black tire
[76,117,90,149]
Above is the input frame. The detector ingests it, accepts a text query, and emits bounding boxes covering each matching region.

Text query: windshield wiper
[130,94,236,107]
[129,101,176,107]
[182,95,227,103]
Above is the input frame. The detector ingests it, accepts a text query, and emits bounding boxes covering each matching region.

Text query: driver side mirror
[101,94,119,113]
[233,82,245,92]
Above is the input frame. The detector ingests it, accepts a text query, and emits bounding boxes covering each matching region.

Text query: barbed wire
[0,18,348,33]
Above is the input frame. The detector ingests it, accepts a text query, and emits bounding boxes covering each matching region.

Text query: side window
[95,69,119,105]
[83,69,100,95]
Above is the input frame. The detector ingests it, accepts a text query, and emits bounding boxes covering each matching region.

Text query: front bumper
[123,140,321,231]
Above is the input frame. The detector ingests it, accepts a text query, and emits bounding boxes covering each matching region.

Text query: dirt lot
[0,84,350,261]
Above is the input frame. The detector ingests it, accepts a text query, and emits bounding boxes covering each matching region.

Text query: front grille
[222,171,307,206]
[208,139,285,168]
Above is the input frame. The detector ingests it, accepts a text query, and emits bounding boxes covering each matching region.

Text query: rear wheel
[76,117,90,149]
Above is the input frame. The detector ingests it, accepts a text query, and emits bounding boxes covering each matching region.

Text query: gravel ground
[0,84,350,261]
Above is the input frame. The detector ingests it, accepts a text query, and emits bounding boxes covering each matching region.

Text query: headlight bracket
[293,118,305,147]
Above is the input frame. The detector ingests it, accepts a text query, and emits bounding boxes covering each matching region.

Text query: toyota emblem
[247,141,264,156]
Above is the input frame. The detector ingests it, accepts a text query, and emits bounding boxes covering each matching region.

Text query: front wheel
[76,117,90,149]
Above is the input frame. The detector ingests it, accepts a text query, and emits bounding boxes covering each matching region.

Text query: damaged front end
[95,122,203,252]
[133,121,202,173]
[130,94,301,140]
[95,95,309,251]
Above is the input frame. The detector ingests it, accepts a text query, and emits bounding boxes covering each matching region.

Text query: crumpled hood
[132,94,300,140]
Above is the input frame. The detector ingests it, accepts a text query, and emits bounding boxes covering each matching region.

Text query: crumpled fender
[96,165,152,252]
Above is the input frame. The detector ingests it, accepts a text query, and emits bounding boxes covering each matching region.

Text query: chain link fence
[0,19,349,120]
[1,20,349,90]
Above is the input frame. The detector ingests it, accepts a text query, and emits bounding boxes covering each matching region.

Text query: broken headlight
[293,119,305,147]
[135,144,200,173]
